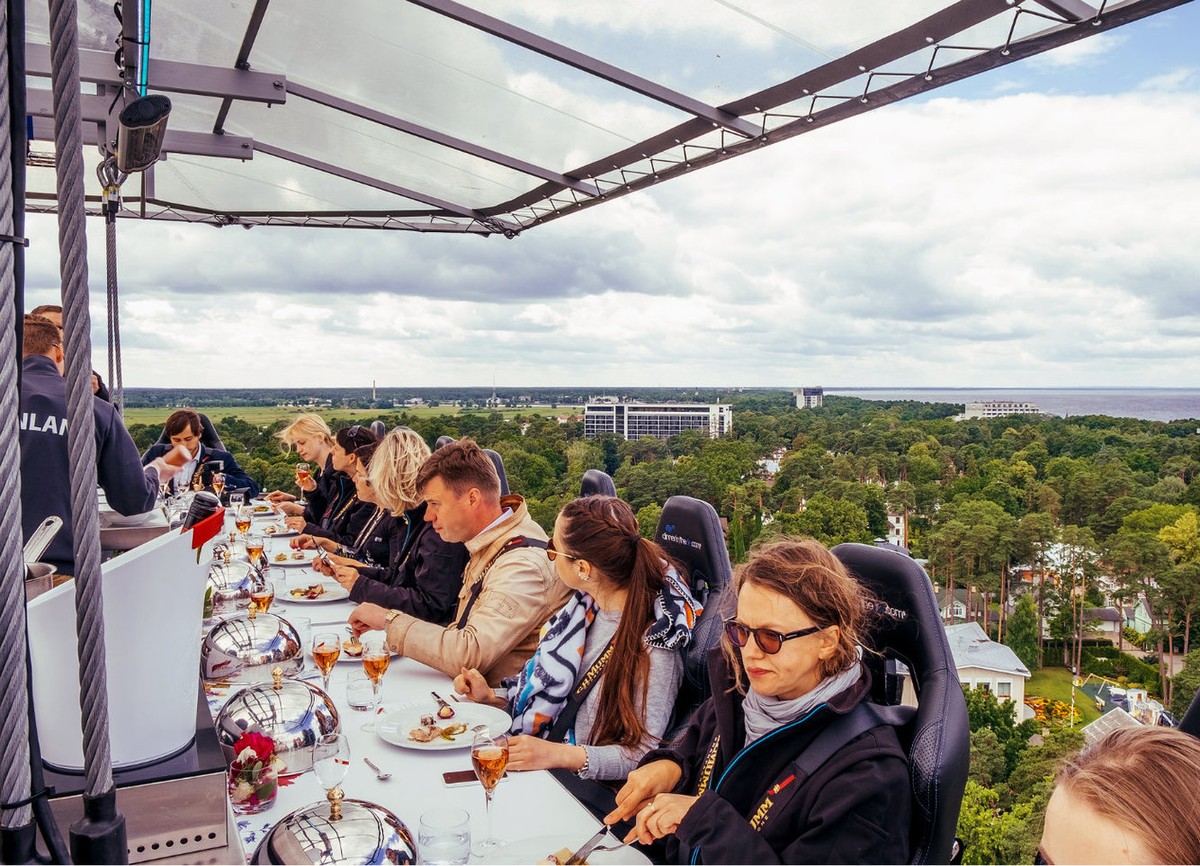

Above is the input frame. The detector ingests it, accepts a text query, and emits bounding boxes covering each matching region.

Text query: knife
[565,827,609,865]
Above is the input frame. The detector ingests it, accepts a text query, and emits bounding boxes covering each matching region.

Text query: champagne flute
[360,637,390,732]
[312,733,352,821]
[313,631,341,694]
[211,472,227,500]
[471,730,510,855]
[245,533,265,570]
[295,462,311,506]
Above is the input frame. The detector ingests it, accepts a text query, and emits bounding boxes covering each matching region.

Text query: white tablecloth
[205,532,644,864]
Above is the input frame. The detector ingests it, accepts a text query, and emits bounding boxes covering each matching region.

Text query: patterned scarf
[504,565,701,737]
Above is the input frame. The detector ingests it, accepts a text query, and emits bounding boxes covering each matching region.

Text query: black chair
[434,435,456,450]
[154,411,226,451]
[580,469,616,498]
[483,449,510,496]
[654,495,734,733]
[831,543,970,865]
[1178,686,1200,737]
[369,420,387,440]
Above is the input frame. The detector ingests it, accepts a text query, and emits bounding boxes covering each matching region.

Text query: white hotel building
[960,400,1042,420]
[583,400,732,440]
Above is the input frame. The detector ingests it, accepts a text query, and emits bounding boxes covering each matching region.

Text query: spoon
[363,757,391,781]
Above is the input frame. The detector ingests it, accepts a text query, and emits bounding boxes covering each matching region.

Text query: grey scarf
[742,661,863,745]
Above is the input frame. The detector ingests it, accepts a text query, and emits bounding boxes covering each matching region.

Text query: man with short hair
[349,439,569,684]
[29,304,110,400]
[19,315,178,576]
[141,408,260,498]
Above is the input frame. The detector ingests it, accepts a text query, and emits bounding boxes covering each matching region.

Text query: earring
[580,569,590,582]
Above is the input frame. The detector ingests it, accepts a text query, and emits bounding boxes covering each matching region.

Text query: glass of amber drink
[312,632,341,693]
[295,462,311,505]
[360,638,389,732]
[248,571,274,615]
[245,533,265,568]
[235,506,252,536]
[211,472,226,499]
[471,730,509,855]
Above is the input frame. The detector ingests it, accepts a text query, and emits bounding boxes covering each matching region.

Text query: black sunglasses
[546,538,578,562]
[724,619,822,655]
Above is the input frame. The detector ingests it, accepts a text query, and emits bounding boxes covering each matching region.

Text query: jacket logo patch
[695,735,720,796]
[749,796,773,831]
[20,413,68,435]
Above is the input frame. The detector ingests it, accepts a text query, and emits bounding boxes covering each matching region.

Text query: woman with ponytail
[454,495,700,782]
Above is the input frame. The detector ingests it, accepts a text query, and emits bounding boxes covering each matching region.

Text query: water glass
[418,808,471,865]
[346,670,374,711]
[288,614,311,656]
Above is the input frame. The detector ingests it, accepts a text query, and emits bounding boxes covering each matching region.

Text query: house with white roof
[944,622,1032,721]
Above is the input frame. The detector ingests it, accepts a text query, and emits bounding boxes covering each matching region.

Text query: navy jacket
[19,354,160,575]
[642,650,911,865]
[141,441,260,498]
[348,502,469,626]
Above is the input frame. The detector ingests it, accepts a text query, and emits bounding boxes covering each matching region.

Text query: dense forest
[131,393,1200,864]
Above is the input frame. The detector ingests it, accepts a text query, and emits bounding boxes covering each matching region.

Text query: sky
[22,1,1200,390]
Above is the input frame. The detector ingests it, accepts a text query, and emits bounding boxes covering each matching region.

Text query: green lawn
[1026,667,1102,726]
[121,404,583,428]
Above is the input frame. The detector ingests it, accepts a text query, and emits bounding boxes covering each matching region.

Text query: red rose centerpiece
[227,731,285,815]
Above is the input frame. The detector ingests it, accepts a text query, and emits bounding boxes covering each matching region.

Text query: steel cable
[0,1,34,833]
[48,0,116,799]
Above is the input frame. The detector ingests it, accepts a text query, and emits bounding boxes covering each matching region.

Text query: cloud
[23,39,1200,390]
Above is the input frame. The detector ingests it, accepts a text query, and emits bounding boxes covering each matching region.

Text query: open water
[825,389,1200,423]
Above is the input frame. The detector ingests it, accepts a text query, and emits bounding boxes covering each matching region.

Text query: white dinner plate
[250,506,281,519]
[261,523,299,538]
[490,834,650,865]
[270,550,318,569]
[377,702,512,751]
[281,581,350,602]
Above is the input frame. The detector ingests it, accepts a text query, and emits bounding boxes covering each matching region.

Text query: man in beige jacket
[349,439,569,684]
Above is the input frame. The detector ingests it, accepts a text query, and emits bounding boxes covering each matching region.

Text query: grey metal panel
[25,45,286,104]
[1033,0,1099,21]
[405,0,760,139]
[288,82,600,197]
[27,113,254,159]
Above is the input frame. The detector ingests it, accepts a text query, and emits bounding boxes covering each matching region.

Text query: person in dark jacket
[308,428,468,626]
[19,315,178,576]
[141,409,260,498]
[605,538,911,865]
[29,305,110,403]
[282,424,376,541]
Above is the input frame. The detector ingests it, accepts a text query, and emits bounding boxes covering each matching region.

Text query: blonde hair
[370,428,432,515]
[1055,727,1200,864]
[276,414,333,452]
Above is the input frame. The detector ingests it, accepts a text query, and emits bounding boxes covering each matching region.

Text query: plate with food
[377,701,512,751]
[283,581,350,603]
[270,549,318,568]
[250,504,280,518]
[261,523,299,538]
[490,835,649,865]
[319,630,395,663]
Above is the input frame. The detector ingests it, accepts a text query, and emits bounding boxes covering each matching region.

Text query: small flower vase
[228,759,279,815]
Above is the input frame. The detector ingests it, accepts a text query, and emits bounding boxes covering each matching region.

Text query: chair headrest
[580,469,616,498]
[369,420,387,440]
[434,435,456,450]
[483,449,509,496]
[654,496,732,603]
[831,543,950,689]
[155,412,225,452]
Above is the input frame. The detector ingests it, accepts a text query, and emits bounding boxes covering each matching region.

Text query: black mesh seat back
[483,449,509,496]
[580,469,617,498]
[654,496,734,725]
[1179,686,1200,737]
[369,420,387,440]
[832,543,970,865]
[434,435,456,450]
[155,412,226,451]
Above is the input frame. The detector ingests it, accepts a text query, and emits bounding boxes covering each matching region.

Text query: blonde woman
[315,428,468,626]
[265,414,335,517]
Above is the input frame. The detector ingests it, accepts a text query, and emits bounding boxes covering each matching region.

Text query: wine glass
[245,533,265,570]
[211,472,227,500]
[312,632,341,694]
[235,506,252,537]
[229,492,245,512]
[360,637,390,732]
[312,733,352,821]
[247,568,274,617]
[295,462,311,506]
[471,730,509,855]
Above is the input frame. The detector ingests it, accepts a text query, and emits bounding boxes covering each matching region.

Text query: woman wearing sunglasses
[454,495,700,781]
[605,538,911,864]
[283,424,378,543]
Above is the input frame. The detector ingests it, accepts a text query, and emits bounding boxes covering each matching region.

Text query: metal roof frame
[22,0,1194,236]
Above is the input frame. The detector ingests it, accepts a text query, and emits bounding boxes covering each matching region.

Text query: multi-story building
[960,400,1042,419]
[583,399,732,440]
[794,386,824,409]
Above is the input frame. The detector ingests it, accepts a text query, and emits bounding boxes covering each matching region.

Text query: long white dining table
[203,526,647,864]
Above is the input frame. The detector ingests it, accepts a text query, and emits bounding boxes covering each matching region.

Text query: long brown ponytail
[558,496,675,748]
